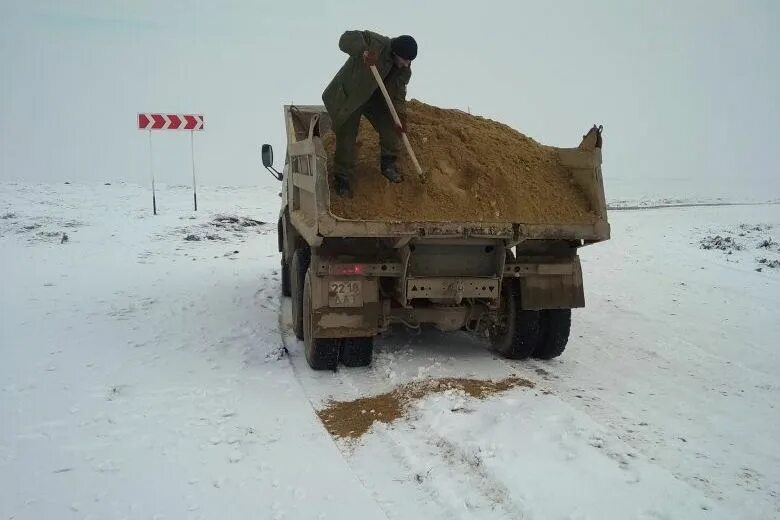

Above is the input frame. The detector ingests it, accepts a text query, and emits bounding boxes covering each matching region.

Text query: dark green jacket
[322,30,411,131]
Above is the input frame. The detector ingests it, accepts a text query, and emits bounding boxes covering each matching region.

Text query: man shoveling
[322,30,417,197]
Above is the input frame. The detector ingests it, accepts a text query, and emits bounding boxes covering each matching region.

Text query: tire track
[280,299,531,518]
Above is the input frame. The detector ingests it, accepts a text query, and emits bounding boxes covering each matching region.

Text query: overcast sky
[1,0,778,200]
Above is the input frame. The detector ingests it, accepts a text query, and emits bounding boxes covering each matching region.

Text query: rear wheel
[341,337,373,367]
[489,279,542,360]
[303,270,340,370]
[534,309,571,360]
[290,248,309,340]
[280,256,291,296]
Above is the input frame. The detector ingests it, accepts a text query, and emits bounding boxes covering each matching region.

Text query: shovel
[369,65,426,182]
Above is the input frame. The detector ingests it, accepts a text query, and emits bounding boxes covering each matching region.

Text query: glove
[362,50,379,67]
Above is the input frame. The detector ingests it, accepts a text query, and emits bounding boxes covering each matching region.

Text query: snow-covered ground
[1,183,778,519]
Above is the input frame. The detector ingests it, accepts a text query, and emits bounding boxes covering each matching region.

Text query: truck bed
[283,105,610,247]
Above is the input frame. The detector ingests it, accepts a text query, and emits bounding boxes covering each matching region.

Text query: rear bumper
[308,256,585,338]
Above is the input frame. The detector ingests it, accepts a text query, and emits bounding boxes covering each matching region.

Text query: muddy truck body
[262,105,609,370]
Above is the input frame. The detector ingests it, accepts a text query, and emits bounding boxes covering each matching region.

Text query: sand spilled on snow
[316,376,535,439]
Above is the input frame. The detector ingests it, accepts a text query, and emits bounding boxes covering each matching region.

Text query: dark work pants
[334,90,399,183]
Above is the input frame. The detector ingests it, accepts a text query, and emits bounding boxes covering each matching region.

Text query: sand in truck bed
[324,100,597,224]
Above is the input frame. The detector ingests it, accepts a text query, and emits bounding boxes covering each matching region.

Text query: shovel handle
[369,65,424,179]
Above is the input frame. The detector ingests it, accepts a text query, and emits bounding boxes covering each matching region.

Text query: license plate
[329,280,363,307]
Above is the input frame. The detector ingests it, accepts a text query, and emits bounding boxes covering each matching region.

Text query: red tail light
[329,263,365,276]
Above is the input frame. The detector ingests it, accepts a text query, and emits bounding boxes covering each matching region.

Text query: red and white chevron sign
[138,113,204,131]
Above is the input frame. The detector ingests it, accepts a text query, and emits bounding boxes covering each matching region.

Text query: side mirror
[261,144,274,167]
[261,144,282,180]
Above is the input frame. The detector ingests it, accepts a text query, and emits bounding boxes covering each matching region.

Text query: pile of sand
[316,376,535,439]
[324,100,597,224]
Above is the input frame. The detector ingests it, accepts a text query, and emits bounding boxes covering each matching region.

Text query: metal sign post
[138,113,205,214]
[148,130,157,215]
[190,130,197,211]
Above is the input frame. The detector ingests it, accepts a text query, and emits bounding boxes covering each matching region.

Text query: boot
[334,177,353,198]
[380,155,402,183]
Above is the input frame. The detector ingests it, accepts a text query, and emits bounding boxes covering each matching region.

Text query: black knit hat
[391,35,417,61]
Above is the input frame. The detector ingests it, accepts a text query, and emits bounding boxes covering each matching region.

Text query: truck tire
[534,309,571,360]
[303,270,339,370]
[341,337,373,367]
[489,279,541,360]
[290,248,309,340]
[280,256,291,297]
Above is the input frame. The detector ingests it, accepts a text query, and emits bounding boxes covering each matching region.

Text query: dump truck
[262,105,609,370]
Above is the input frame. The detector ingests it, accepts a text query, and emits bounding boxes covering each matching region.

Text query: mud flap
[312,303,381,338]
[310,275,380,338]
[518,260,585,310]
